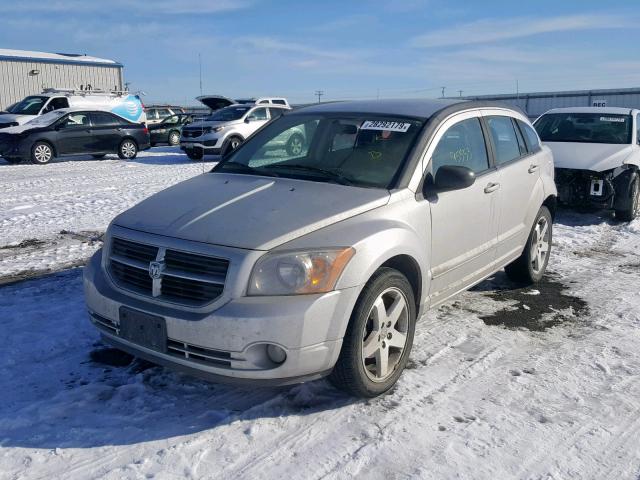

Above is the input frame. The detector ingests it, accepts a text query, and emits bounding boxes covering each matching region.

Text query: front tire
[186,149,203,161]
[31,142,54,164]
[168,130,180,146]
[505,206,552,284]
[285,133,305,156]
[118,139,138,160]
[222,136,242,156]
[615,175,639,222]
[329,268,416,398]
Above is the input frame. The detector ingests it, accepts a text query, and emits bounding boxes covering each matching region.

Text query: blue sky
[1,0,639,105]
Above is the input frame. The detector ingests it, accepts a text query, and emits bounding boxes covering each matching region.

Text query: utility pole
[458,90,463,97]
[315,90,324,103]
[441,86,446,98]
[198,53,203,96]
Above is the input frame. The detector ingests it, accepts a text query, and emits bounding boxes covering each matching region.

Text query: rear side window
[518,120,541,152]
[431,117,489,175]
[486,116,522,165]
[91,112,117,126]
[268,107,285,119]
[273,99,286,105]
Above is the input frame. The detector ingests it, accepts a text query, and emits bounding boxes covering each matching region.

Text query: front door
[55,112,92,154]
[426,114,500,306]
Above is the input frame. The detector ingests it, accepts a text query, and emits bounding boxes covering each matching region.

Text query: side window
[60,113,89,128]
[431,117,489,175]
[258,100,269,104]
[486,116,522,165]
[268,107,285,119]
[163,115,180,125]
[146,109,157,120]
[44,97,70,113]
[157,108,171,118]
[249,108,268,121]
[518,120,541,152]
[512,118,528,155]
[91,112,117,127]
[273,99,286,105]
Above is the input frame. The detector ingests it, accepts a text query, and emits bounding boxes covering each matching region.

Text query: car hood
[546,142,634,172]
[0,113,33,127]
[183,120,240,129]
[196,95,235,111]
[113,173,390,250]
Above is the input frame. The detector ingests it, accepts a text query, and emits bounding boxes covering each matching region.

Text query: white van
[0,89,146,129]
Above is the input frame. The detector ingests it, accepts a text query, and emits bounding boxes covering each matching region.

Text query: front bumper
[83,250,360,386]
[180,134,222,153]
[555,168,615,209]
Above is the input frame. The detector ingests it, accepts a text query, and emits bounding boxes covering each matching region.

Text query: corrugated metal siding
[0,59,122,109]
[464,88,640,119]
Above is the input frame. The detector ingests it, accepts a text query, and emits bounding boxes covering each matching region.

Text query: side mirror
[244,116,253,123]
[431,165,476,193]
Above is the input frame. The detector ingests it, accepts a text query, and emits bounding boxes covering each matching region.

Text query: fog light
[266,344,287,364]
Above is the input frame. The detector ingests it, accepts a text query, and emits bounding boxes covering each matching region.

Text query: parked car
[0,88,146,129]
[148,114,193,146]
[196,95,290,111]
[0,108,150,164]
[145,105,185,125]
[180,103,289,159]
[84,99,556,397]
[534,107,640,220]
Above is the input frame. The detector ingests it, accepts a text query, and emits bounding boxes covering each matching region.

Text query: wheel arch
[378,255,423,315]
[542,194,557,221]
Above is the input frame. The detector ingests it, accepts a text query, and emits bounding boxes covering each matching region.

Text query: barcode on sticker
[361,120,411,132]
[600,117,625,123]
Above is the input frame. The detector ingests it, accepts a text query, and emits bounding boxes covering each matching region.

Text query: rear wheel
[329,268,416,397]
[118,139,138,160]
[31,142,54,164]
[615,175,639,222]
[505,206,552,284]
[168,130,180,146]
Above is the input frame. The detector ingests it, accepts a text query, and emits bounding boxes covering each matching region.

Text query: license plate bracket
[119,307,167,353]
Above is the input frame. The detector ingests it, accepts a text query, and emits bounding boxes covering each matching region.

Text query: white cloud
[410,13,635,48]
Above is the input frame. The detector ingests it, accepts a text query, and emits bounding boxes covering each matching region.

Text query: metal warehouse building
[464,87,640,119]
[0,48,123,109]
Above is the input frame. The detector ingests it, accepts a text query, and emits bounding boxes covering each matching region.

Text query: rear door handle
[528,164,539,174]
[484,182,500,194]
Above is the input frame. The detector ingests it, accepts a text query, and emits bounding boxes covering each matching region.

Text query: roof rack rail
[41,87,137,96]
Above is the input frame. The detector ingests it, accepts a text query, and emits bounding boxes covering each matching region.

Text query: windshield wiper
[215,161,279,177]
[262,164,355,186]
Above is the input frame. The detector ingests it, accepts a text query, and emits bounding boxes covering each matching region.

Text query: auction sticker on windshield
[361,120,411,132]
[600,117,626,123]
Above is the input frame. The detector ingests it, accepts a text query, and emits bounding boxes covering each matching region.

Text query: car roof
[290,98,515,119]
[544,106,637,115]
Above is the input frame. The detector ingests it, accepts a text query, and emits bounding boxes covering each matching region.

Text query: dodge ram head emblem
[149,261,164,279]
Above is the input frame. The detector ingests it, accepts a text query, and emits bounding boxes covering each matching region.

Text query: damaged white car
[535,107,640,221]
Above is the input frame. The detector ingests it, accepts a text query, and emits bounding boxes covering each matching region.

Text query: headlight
[248,248,355,296]
[213,126,225,133]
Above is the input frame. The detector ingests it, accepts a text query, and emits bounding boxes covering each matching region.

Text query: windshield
[25,110,67,127]
[8,96,48,115]
[207,106,251,121]
[212,114,424,188]
[535,113,632,144]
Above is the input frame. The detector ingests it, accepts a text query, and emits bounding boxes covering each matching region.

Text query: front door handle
[528,164,539,174]
[484,182,500,194]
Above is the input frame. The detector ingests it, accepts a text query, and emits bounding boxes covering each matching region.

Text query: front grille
[167,339,232,368]
[108,237,229,306]
[182,129,203,138]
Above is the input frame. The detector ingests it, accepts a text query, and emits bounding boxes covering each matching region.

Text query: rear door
[425,112,501,305]
[90,112,122,152]
[55,112,92,154]
[483,112,545,266]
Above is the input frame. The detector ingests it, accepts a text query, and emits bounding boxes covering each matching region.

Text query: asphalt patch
[477,275,589,331]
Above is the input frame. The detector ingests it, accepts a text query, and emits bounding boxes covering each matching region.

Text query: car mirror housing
[430,165,476,193]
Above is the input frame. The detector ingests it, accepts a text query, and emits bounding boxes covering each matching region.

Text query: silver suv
[180,103,290,160]
[84,99,557,397]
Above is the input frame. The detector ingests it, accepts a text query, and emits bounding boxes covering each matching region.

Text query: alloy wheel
[289,136,303,155]
[530,216,550,274]
[361,287,410,382]
[121,141,136,158]
[33,144,52,163]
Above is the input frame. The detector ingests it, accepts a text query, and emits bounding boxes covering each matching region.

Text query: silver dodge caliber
[84,99,557,397]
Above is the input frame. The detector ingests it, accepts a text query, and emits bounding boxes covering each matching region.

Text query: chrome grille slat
[108,237,229,306]
[166,339,232,367]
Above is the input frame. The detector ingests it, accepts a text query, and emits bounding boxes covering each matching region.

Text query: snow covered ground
[0,148,208,282]
[1,151,640,479]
